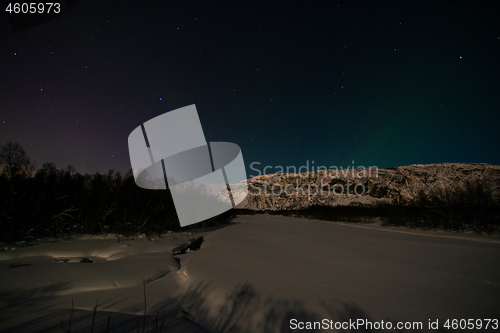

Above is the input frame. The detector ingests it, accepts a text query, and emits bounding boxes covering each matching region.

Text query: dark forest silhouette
[0,142,498,242]
[0,142,234,241]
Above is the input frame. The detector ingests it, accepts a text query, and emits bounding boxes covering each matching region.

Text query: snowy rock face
[238,163,500,210]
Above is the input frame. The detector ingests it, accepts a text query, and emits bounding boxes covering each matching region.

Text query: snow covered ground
[1,215,499,332]
[0,232,207,332]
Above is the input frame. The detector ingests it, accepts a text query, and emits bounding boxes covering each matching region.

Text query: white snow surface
[1,215,499,332]
[0,233,206,332]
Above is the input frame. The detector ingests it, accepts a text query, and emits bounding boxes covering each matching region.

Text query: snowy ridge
[240,163,500,210]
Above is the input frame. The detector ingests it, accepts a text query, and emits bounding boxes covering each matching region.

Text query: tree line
[0,142,233,241]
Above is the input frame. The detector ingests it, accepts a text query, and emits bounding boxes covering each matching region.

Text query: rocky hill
[236,163,500,211]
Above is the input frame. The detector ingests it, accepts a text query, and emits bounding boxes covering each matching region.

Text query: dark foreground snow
[1,215,499,332]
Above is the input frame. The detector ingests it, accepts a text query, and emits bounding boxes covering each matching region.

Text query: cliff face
[236,163,500,211]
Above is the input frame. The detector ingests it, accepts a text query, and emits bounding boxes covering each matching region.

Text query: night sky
[1,1,499,177]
